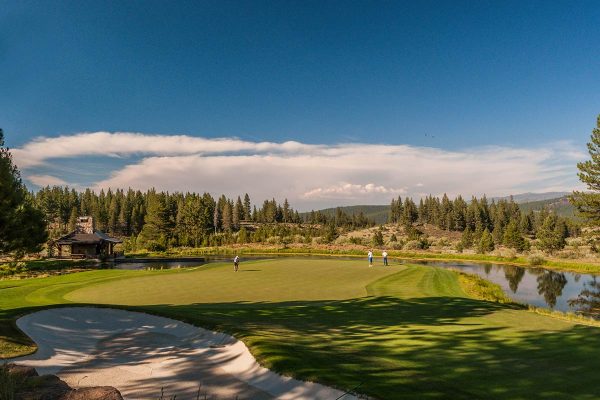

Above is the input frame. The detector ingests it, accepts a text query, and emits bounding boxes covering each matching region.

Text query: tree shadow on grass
[6,296,600,400]
[128,296,600,400]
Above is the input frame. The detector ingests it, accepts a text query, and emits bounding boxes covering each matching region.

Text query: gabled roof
[56,230,122,245]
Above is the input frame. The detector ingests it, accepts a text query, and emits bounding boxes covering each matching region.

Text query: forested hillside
[33,186,579,256]
[301,205,389,224]
[33,187,375,251]
[519,196,576,219]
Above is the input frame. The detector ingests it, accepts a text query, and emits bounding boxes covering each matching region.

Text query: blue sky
[1,1,599,208]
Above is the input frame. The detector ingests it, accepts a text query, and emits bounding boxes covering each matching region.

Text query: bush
[348,236,363,245]
[528,254,546,266]
[436,237,450,247]
[145,241,166,252]
[266,236,279,245]
[391,242,404,250]
[372,231,384,247]
[404,240,423,250]
[503,248,517,260]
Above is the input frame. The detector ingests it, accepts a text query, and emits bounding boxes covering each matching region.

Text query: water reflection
[536,271,567,308]
[569,277,600,317]
[503,265,525,293]
[421,261,600,318]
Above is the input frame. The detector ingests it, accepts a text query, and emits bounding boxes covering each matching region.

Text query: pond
[112,255,600,318]
[421,260,600,317]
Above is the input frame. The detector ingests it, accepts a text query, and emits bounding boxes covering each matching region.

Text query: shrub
[391,242,404,250]
[404,240,423,250]
[436,237,450,247]
[372,231,384,247]
[348,236,363,245]
[528,254,546,266]
[146,241,167,252]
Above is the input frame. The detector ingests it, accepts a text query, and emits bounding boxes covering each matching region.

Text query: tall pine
[0,129,48,258]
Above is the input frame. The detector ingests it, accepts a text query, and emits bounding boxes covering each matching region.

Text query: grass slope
[2,259,600,399]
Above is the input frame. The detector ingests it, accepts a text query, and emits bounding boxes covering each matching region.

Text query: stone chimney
[76,216,95,234]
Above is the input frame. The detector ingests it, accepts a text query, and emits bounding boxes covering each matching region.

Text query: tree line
[390,194,578,253]
[34,186,376,251]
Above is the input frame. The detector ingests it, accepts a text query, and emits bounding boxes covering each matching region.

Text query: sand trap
[10,307,357,400]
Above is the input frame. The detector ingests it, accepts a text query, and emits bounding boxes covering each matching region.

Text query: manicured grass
[129,245,600,274]
[2,259,600,399]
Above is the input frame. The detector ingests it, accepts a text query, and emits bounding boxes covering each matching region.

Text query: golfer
[368,250,373,267]
[382,250,388,266]
[233,255,240,272]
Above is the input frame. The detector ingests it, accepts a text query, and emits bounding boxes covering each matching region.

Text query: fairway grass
[2,259,600,399]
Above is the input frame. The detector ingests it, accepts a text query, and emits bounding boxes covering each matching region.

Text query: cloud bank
[12,132,584,210]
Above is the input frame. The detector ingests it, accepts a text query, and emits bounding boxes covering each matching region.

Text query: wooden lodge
[54,216,122,259]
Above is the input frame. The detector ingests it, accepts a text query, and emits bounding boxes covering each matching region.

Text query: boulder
[17,374,71,400]
[60,387,123,400]
[5,364,123,400]
[5,363,38,378]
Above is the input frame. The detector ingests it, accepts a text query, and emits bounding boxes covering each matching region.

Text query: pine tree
[372,230,384,247]
[389,198,397,223]
[571,115,600,225]
[283,199,291,223]
[243,194,252,220]
[222,201,233,232]
[453,196,467,231]
[460,227,474,249]
[238,226,248,243]
[233,197,242,230]
[537,215,566,254]
[402,198,418,226]
[0,129,48,258]
[68,207,79,232]
[322,222,338,243]
[178,195,204,247]
[213,205,220,233]
[520,213,533,236]
[503,220,528,252]
[477,228,495,254]
[138,191,172,249]
[492,224,504,245]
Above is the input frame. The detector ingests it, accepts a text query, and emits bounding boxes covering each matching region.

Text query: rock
[5,364,123,400]
[61,387,124,400]
[5,363,38,378]
[17,374,72,400]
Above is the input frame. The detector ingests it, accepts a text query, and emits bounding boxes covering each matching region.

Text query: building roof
[56,230,122,245]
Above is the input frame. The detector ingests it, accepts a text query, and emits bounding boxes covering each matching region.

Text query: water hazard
[425,261,600,317]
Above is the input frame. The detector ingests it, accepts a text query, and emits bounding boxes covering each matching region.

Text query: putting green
[2,258,600,399]
[66,259,399,304]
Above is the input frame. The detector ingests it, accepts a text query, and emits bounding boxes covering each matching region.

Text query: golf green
[2,259,600,399]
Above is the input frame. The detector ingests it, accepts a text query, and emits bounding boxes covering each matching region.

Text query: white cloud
[26,174,69,187]
[10,131,316,169]
[12,132,585,210]
[303,183,407,199]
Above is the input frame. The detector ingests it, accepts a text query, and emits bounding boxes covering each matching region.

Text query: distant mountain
[491,192,570,204]
[519,196,577,219]
[303,192,578,225]
[301,205,390,224]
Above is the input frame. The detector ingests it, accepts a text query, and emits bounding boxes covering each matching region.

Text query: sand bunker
[11,307,357,399]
